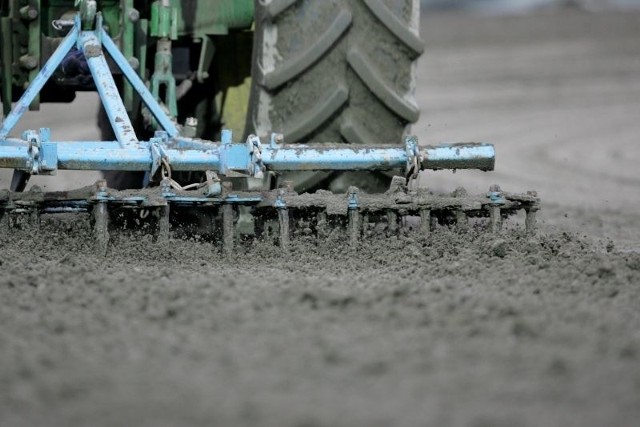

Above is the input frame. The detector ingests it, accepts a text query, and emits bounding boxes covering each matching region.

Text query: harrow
[0,6,540,253]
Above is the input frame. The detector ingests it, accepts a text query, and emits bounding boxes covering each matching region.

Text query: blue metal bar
[100,27,180,138]
[56,147,219,171]
[0,145,30,168]
[262,145,407,171]
[422,144,495,171]
[78,31,139,148]
[0,26,79,140]
[0,138,494,175]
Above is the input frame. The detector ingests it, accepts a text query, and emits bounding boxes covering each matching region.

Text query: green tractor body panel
[0,0,254,114]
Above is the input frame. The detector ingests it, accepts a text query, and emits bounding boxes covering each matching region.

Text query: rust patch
[84,44,103,58]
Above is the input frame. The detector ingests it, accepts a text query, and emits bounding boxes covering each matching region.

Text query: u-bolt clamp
[404,136,422,181]
[247,134,265,179]
[23,130,40,175]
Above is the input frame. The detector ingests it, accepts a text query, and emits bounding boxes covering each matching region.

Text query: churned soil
[1,216,639,427]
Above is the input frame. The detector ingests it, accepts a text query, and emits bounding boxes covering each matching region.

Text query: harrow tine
[348,209,360,245]
[316,210,328,239]
[347,187,360,245]
[276,189,290,253]
[278,207,290,252]
[93,180,110,254]
[93,202,109,254]
[29,208,41,230]
[387,210,398,236]
[488,206,502,233]
[487,185,503,233]
[525,207,537,234]
[455,210,468,229]
[420,209,431,234]
[156,204,170,243]
[222,203,234,256]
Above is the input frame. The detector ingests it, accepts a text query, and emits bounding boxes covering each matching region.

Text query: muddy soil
[1,217,639,427]
[1,9,640,427]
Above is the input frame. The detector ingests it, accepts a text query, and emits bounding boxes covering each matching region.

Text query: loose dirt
[1,217,640,427]
[1,8,640,427]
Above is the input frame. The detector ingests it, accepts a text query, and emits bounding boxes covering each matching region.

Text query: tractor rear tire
[246,0,423,192]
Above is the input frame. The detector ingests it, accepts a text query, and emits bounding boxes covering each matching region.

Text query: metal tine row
[89,192,539,256]
[1,198,538,256]
[258,190,539,254]
[2,182,538,256]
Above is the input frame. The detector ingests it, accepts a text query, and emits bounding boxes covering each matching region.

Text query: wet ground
[1,9,640,427]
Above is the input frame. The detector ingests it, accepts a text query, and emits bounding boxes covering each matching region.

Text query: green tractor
[0,0,423,192]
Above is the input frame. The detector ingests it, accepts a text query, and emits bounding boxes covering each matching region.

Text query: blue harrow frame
[0,12,539,254]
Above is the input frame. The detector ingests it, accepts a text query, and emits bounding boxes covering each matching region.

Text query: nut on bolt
[19,5,39,20]
[128,8,140,22]
[19,55,38,70]
[95,179,107,193]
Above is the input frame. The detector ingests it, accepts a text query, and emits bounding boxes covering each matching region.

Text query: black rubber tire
[246,0,423,192]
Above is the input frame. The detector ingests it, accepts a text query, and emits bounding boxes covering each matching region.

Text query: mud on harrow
[0,176,539,254]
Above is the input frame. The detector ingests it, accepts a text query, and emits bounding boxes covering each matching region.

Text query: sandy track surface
[1,9,640,427]
[416,10,640,250]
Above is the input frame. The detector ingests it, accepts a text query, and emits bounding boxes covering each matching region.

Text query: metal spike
[156,204,170,243]
[489,206,502,233]
[525,207,537,234]
[316,210,327,239]
[348,209,360,245]
[222,203,234,256]
[387,210,398,235]
[456,210,468,229]
[347,187,360,245]
[278,207,290,252]
[420,209,431,234]
[276,189,290,253]
[93,202,109,254]
[29,207,40,229]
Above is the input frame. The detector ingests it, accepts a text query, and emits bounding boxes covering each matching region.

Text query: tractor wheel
[246,0,423,192]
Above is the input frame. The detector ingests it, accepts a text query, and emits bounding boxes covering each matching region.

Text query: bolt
[185,117,198,127]
[18,55,38,70]
[19,6,38,20]
[128,8,140,22]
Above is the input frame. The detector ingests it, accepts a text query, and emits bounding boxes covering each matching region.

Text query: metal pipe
[0,146,30,169]
[262,146,407,171]
[0,140,494,174]
[57,146,221,171]
[421,143,495,171]
[79,32,139,148]
[100,26,180,137]
[262,143,494,172]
